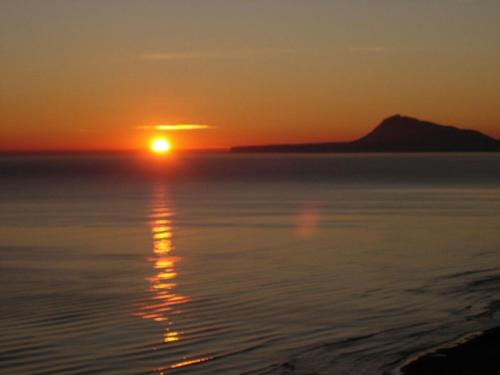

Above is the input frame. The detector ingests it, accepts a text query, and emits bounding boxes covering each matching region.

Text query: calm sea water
[1,153,500,374]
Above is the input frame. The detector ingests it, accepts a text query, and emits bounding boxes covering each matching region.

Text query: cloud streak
[139,48,300,62]
[139,46,391,62]
[348,46,389,53]
[137,124,212,131]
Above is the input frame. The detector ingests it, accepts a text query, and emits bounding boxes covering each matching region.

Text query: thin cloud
[139,48,299,61]
[155,124,212,131]
[137,124,212,131]
[348,46,389,53]
[140,47,390,61]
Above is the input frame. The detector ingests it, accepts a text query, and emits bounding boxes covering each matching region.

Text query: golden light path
[136,186,213,373]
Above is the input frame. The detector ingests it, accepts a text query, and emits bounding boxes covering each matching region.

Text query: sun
[150,138,171,154]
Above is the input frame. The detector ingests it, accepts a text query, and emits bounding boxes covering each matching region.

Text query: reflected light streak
[135,186,190,349]
[297,203,321,237]
[169,356,214,369]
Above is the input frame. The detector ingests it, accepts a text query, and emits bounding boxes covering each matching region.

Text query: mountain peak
[382,114,404,122]
[378,114,436,128]
[356,115,497,150]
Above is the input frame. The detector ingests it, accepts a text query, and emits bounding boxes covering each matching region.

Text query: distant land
[231,115,500,153]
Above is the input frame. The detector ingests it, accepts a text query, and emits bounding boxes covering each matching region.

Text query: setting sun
[150,138,171,154]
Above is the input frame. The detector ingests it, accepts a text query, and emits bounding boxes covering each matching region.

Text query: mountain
[231,115,500,153]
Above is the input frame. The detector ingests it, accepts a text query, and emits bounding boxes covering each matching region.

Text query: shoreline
[399,326,500,374]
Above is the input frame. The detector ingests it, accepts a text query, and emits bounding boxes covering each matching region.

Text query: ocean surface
[1,153,500,374]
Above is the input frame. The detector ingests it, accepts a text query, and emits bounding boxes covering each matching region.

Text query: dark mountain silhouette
[231,115,500,152]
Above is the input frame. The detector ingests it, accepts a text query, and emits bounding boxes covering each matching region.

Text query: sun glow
[150,138,171,154]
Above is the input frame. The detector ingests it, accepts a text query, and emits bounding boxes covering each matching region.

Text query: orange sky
[1,1,499,151]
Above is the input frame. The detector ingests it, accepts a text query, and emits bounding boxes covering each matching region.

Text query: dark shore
[401,327,500,374]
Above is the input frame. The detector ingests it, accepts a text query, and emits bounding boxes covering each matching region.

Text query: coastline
[399,326,500,374]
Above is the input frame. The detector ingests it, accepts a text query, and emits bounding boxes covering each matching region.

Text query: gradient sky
[1,0,499,150]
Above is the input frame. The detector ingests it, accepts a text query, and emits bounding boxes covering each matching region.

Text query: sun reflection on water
[137,186,215,372]
[136,187,189,346]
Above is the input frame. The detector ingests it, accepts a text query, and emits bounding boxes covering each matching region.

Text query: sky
[1,0,499,151]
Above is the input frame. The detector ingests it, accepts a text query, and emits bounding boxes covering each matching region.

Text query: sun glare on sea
[150,138,171,154]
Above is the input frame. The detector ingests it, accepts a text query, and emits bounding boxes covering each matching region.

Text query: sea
[1,153,500,374]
